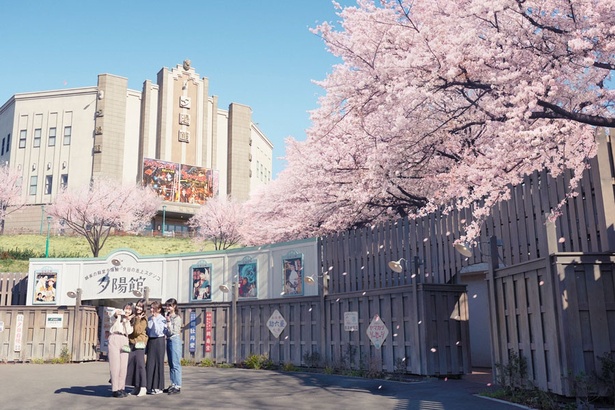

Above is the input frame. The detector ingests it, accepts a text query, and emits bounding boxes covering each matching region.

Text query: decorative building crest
[183,59,191,71]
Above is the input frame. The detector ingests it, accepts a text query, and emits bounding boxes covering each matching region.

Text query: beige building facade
[0,60,273,234]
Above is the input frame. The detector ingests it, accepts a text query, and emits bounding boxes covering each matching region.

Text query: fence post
[487,235,501,384]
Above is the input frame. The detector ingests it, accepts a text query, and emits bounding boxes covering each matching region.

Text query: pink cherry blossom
[188,195,244,250]
[243,0,613,245]
[0,164,26,234]
[46,178,161,256]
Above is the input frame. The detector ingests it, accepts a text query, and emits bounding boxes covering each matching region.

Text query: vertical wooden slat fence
[0,306,98,362]
[0,273,28,306]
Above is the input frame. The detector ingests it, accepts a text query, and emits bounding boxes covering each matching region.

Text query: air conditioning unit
[93,145,102,153]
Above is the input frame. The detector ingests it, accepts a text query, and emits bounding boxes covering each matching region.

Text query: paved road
[0,362,525,409]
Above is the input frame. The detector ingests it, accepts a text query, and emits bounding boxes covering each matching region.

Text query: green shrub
[181,358,196,366]
[281,362,297,372]
[30,358,44,364]
[302,351,322,368]
[199,358,215,367]
[58,347,71,364]
[243,354,273,370]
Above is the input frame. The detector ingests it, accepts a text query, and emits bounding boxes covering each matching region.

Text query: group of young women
[107,298,183,398]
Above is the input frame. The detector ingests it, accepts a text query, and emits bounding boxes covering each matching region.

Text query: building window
[1,137,4,156]
[45,175,53,195]
[33,128,41,148]
[60,174,68,189]
[48,127,56,147]
[29,176,38,195]
[6,134,10,153]
[19,130,26,149]
[63,126,71,145]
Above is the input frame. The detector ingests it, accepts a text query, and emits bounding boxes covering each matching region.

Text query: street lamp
[45,216,52,257]
[67,288,82,362]
[162,205,167,236]
[132,286,150,306]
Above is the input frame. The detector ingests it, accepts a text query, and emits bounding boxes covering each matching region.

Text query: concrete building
[0,60,273,234]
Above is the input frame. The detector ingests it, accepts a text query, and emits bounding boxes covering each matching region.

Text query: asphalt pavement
[0,362,527,409]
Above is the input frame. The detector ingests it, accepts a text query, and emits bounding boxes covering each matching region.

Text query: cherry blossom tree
[0,164,26,234]
[245,0,615,245]
[46,178,161,257]
[188,195,244,250]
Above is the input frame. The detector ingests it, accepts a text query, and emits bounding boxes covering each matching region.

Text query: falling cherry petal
[445,377,448,381]
[558,237,566,243]
[446,231,450,236]
[430,348,437,352]
[393,333,398,337]
[456,341,461,345]
[362,292,366,295]
[396,325,400,329]
[402,357,406,362]
[342,272,347,275]
[411,274,416,278]
[284,336,288,340]
[336,298,340,302]
[308,308,312,312]
[539,280,544,286]
[378,385,382,389]
[328,266,333,271]
[473,294,477,298]
[418,320,422,325]
[423,237,428,242]
[487,383,492,387]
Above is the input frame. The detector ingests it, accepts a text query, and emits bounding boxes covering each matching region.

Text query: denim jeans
[166,335,182,387]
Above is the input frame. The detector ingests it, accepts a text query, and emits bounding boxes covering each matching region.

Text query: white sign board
[267,309,287,338]
[344,311,359,331]
[14,314,24,352]
[366,314,389,349]
[46,314,64,328]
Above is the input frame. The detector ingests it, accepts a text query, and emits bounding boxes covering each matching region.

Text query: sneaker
[148,389,163,395]
[137,387,147,397]
[112,390,127,398]
[168,386,181,395]
[163,384,175,393]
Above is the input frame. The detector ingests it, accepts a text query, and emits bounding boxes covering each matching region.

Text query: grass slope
[0,234,214,273]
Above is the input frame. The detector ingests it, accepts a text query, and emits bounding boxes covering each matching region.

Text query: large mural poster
[142,158,218,205]
[237,257,257,298]
[282,251,304,296]
[142,158,178,202]
[33,267,58,304]
[191,262,212,301]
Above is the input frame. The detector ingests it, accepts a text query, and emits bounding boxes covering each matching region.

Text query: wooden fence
[178,283,469,376]
[0,272,28,306]
[0,305,99,362]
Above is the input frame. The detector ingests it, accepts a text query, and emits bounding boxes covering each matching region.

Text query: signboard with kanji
[189,311,196,353]
[344,311,359,331]
[267,309,287,338]
[366,314,389,349]
[205,311,213,352]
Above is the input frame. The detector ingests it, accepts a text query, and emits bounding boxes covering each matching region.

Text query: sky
[0,0,356,178]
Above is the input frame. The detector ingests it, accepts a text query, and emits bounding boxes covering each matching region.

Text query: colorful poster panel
[191,263,212,301]
[33,267,58,304]
[142,158,179,202]
[237,259,257,298]
[282,253,304,296]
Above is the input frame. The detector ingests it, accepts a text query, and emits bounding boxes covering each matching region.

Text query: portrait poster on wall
[33,268,58,304]
[237,258,257,298]
[191,263,212,301]
[282,252,304,296]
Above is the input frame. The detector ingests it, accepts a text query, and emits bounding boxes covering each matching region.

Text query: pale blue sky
[0,1,354,177]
